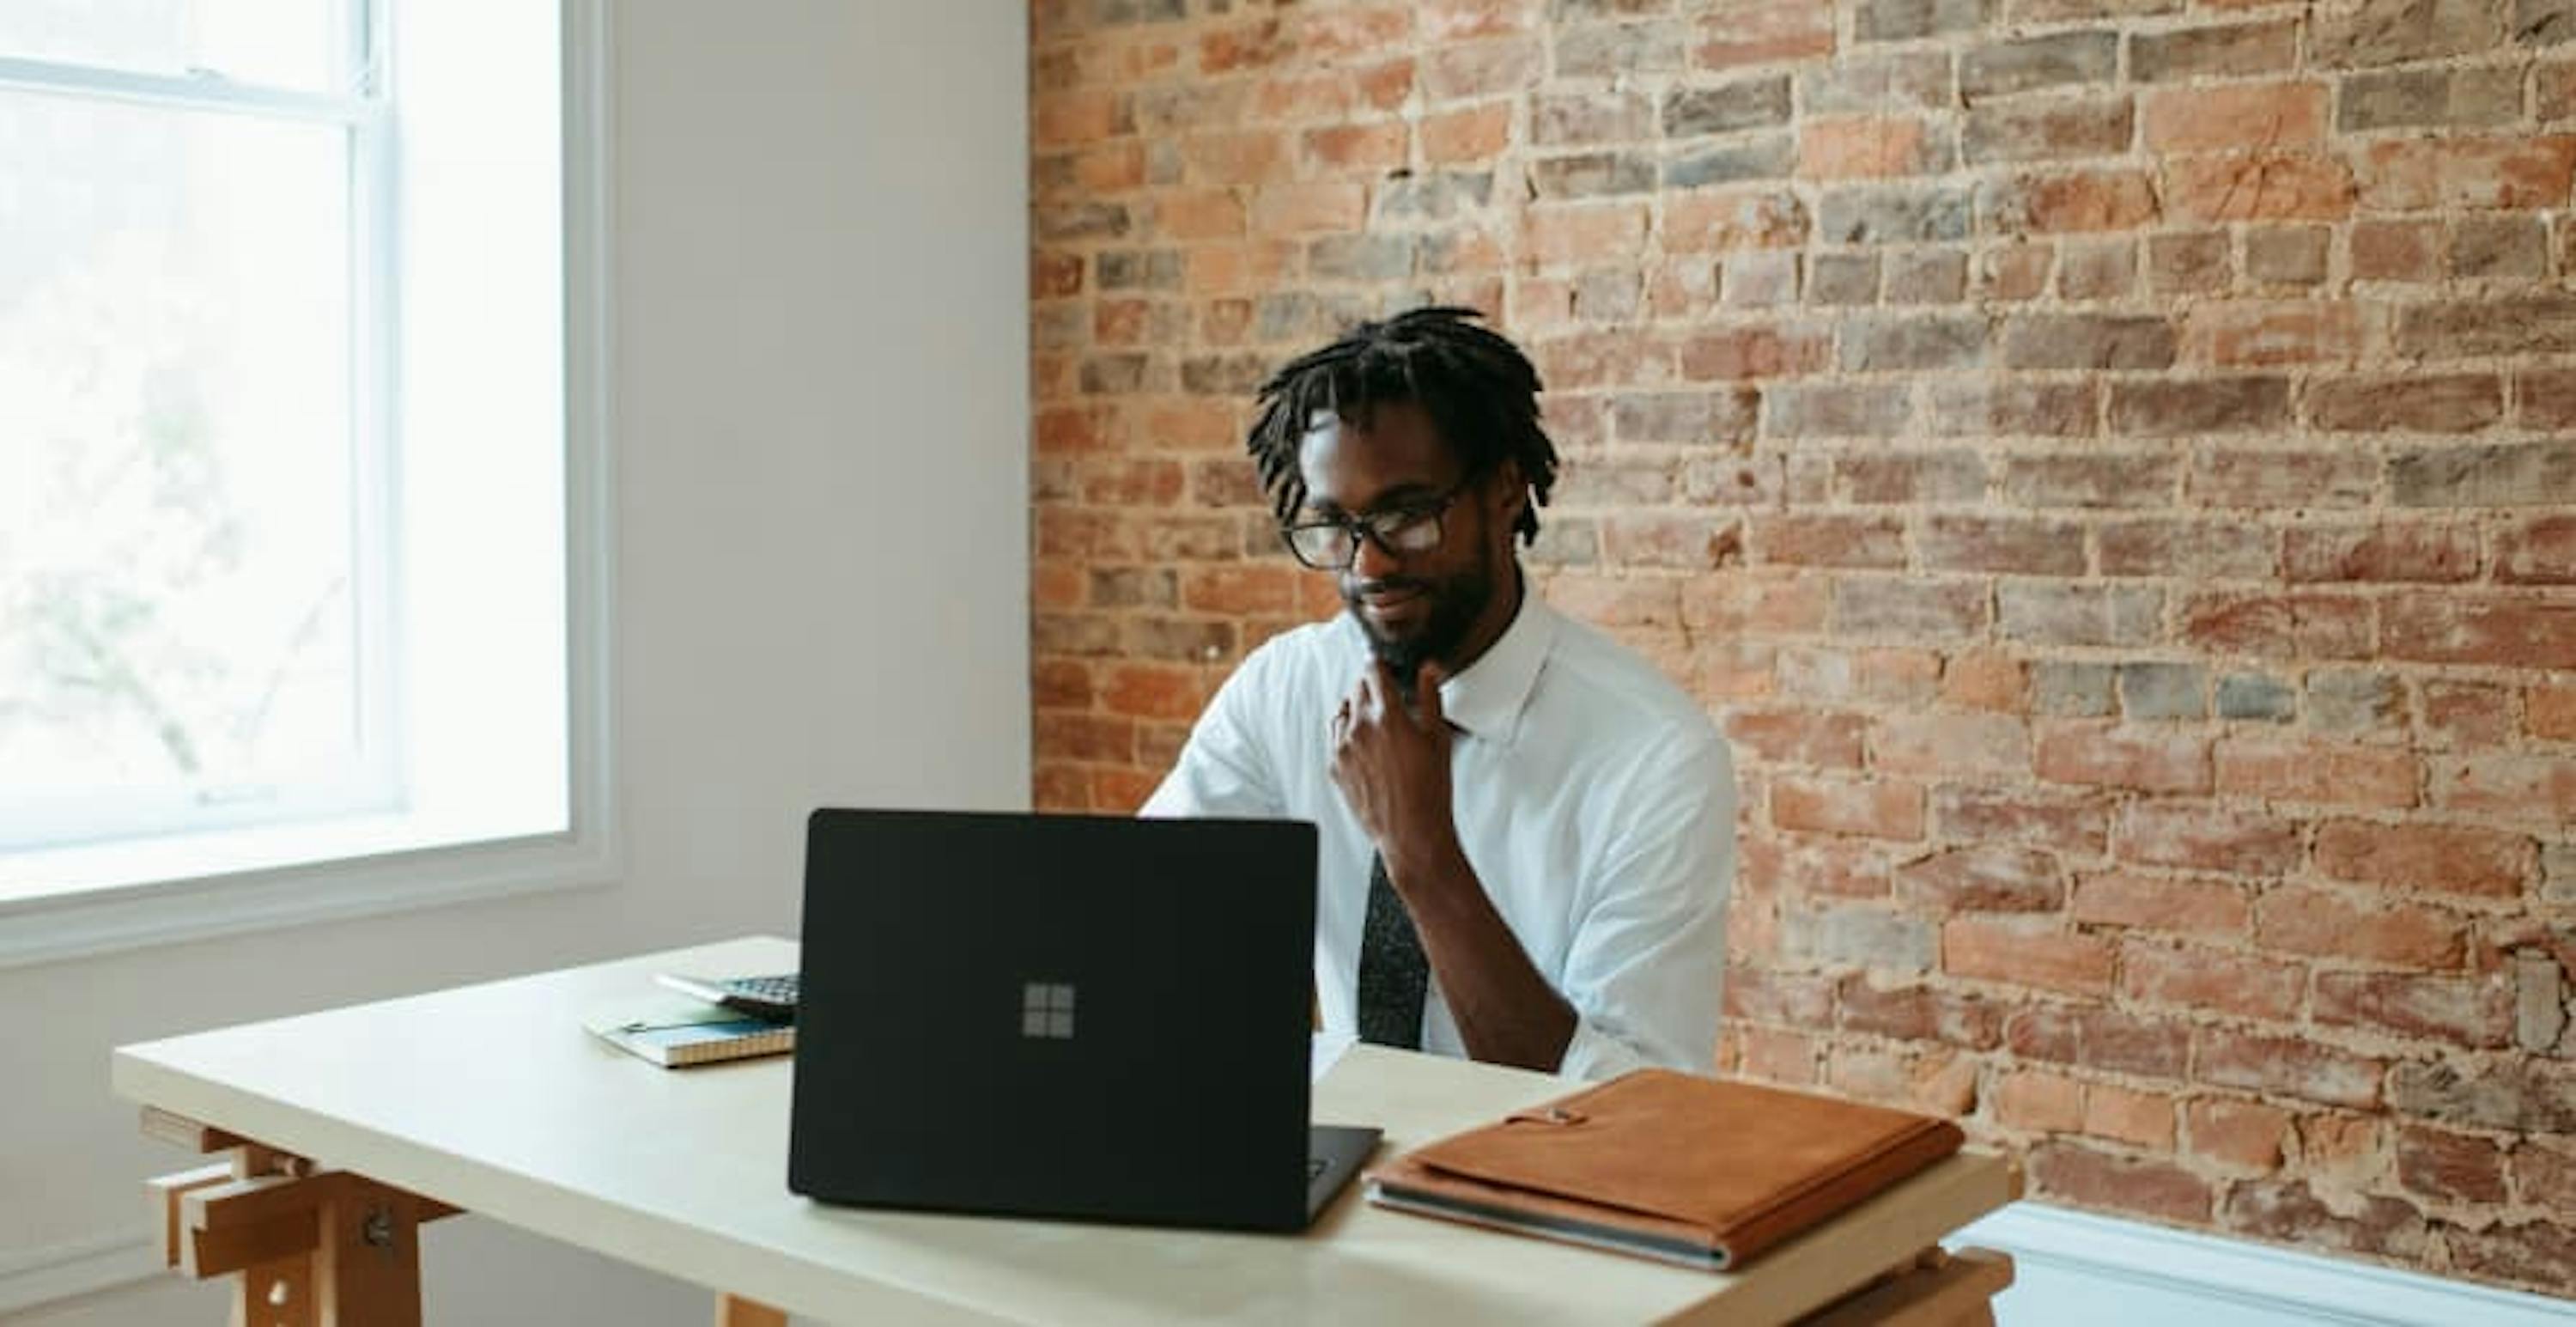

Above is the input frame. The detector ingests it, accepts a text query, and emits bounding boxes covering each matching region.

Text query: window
[0,2,614,963]
[0,3,395,851]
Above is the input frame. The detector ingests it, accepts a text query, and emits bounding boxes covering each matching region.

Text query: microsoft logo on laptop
[1021,982,1077,1039]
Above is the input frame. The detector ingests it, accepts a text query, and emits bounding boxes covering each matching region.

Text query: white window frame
[0,1,618,969]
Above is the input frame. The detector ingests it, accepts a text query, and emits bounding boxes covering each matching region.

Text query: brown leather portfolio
[1364,1068,1965,1271]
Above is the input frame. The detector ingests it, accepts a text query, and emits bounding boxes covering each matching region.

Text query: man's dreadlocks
[1244,306,1558,546]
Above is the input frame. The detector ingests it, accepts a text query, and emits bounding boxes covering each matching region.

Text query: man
[1143,307,1735,1079]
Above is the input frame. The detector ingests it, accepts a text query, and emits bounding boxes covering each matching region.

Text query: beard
[1343,550,1495,685]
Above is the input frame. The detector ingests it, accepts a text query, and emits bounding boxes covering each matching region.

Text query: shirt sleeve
[1554,731,1736,1080]
[1139,641,1289,820]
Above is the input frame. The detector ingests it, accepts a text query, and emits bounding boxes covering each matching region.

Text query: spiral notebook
[581,992,794,1068]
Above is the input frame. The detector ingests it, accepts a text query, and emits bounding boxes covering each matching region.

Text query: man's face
[1293,400,1522,679]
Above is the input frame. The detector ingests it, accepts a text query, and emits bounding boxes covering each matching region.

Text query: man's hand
[1327,658,1578,1071]
[1328,660,1458,873]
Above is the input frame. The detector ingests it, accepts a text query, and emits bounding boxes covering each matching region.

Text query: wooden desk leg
[144,1110,453,1327]
[718,1294,788,1327]
[1797,1247,2014,1326]
[231,1255,316,1327]
[317,1181,424,1327]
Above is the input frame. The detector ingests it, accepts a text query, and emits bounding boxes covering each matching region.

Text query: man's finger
[1418,662,1448,729]
[1370,660,1417,730]
[1358,664,1386,726]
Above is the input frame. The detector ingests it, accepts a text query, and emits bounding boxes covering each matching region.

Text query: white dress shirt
[1143,592,1735,1079]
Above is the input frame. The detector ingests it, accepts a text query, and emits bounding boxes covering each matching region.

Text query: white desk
[115,936,2018,1324]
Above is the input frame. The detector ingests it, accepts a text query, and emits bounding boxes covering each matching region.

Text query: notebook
[583,992,795,1068]
[1365,1068,1965,1271]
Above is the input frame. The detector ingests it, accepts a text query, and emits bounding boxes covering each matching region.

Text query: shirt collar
[1437,588,1555,746]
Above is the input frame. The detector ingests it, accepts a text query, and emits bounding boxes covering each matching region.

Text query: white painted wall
[0,3,1030,1322]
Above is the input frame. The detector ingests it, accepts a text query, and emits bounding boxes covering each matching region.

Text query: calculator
[653,971,799,1021]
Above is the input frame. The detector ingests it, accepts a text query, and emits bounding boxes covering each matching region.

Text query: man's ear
[1487,458,1528,527]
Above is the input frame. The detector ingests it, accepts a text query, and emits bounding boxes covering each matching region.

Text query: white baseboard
[0,1233,161,1317]
[1960,1202,2576,1327]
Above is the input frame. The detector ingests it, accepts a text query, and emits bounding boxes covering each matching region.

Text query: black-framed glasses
[1279,478,1475,571]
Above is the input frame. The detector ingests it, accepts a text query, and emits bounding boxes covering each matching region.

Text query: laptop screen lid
[788,808,1321,1233]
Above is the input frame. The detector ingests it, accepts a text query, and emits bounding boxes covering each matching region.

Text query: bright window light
[0,1,605,932]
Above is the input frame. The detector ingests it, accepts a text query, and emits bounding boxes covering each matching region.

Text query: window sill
[0,813,620,971]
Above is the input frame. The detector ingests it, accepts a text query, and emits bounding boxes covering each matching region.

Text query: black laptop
[787,808,1382,1233]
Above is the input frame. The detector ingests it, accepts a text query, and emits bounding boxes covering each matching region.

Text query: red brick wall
[1028,0,2576,1294]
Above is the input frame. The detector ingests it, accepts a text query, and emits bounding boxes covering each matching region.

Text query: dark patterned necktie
[1356,852,1429,1050]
